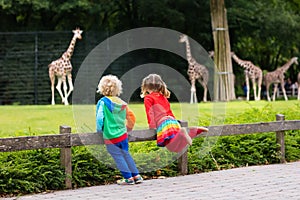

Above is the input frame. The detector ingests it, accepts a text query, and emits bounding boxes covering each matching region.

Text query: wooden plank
[128,129,156,142]
[178,150,188,175]
[199,120,300,137]
[71,133,104,146]
[0,120,299,152]
[178,121,188,175]
[276,114,286,164]
[0,134,70,152]
[59,126,72,189]
[71,130,157,146]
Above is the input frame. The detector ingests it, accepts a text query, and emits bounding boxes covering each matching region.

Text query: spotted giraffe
[231,52,263,101]
[264,57,298,101]
[179,34,209,103]
[48,28,83,105]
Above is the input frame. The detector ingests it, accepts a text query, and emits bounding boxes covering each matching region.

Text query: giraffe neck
[279,58,295,73]
[184,39,194,64]
[232,54,242,65]
[64,35,78,60]
[232,54,250,69]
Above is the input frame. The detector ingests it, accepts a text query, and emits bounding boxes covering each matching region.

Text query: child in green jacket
[96,75,143,185]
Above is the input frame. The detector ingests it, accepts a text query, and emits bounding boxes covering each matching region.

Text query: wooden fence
[1,114,300,189]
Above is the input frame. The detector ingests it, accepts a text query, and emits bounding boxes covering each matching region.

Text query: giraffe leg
[203,86,207,102]
[193,89,198,103]
[266,84,271,102]
[251,79,257,101]
[64,73,74,105]
[50,74,55,105]
[257,78,262,101]
[62,77,69,105]
[272,83,278,101]
[257,86,261,101]
[245,76,250,101]
[199,80,207,102]
[190,86,196,104]
[280,81,288,101]
[190,80,197,104]
[55,77,66,105]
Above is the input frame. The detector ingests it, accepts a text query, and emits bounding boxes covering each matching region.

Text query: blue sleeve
[96,100,104,132]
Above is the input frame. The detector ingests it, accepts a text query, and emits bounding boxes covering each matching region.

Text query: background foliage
[1,0,300,104]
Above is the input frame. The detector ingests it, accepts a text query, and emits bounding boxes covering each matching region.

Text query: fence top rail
[0,120,300,152]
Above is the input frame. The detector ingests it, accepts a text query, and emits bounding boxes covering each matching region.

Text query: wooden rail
[1,114,300,189]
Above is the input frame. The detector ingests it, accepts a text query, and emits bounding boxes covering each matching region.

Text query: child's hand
[126,126,133,132]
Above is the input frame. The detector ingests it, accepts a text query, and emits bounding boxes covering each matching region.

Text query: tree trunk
[210,0,236,101]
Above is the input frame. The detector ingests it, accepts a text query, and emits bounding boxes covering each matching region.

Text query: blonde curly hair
[97,74,123,96]
[140,74,170,98]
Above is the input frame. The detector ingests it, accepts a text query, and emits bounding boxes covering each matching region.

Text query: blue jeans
[106,138,139,179]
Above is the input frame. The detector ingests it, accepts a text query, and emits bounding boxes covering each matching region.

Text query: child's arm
[126,107,136,131]
[96,100,104,132]
[144,97,156,129]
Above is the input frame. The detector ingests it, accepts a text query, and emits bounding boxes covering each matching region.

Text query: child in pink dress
[140,74,208,153]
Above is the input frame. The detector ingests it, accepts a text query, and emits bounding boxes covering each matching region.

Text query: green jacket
[96,96,135,140]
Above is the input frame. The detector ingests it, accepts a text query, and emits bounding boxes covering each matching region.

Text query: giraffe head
[72,28,83,40]
[179,34,188,43]
[292,57,298,65]
[208,51,214,58]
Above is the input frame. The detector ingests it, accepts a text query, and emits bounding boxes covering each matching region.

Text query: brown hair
[140,74,170,98]
[97,74,122,96]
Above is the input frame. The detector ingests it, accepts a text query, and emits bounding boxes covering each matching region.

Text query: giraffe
[179,34,209,103]
[48,28,83,105]
[264,57,298,101]
[231,52,263,101]
[297,72,300,100]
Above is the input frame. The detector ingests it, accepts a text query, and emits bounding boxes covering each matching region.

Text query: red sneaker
[189,127,209,138]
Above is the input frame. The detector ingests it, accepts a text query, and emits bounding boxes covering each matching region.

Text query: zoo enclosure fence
[0,31,125,105]
[1,114,300,189]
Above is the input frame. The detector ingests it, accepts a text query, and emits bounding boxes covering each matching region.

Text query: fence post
[178,120,188,175]
[60,125,72,189]
[276,114,286,164]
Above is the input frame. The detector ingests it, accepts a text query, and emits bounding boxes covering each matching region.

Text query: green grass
[0,105,75,137]
[0,100,299,138]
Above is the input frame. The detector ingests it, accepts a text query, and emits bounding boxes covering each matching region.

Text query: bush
[0,149,65,195]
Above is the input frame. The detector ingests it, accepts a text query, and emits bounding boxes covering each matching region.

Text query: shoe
[117,178,135,185]
[197,126,209,133]
[134,175,143,184]
[182,128,192,146]
[189,127,209,138]
[198,126,209,132]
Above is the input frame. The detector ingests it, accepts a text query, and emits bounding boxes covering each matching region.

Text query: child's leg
[122,149,140,177]
[108,138,140,178]
[181,127,192,145]
[123,152,143,183]
[106,143,133,179]
[166,128,191,153]
[166,127,209,153]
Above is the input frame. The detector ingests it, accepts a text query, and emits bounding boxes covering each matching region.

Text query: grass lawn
[0,100,299,138]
